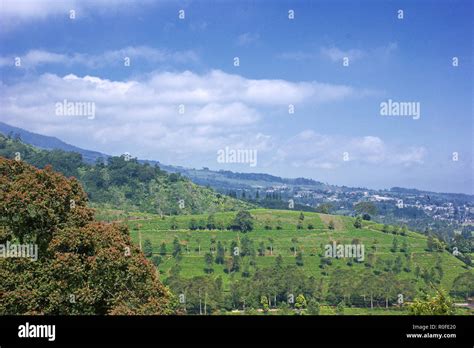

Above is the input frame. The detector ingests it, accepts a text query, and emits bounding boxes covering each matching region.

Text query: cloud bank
[0,69,423,169]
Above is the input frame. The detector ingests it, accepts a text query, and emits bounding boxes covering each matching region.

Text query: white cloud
[278,43,397,64]
[0,68,423,171]
[320,47,365,62]
[236,32,260,46]
[0,0,152,29]
[0,47,198,68]
[273,130,425,169]
[21,50,67,65]
[183,103,260,126]
[321,43,398,63]
[0,70,358,164]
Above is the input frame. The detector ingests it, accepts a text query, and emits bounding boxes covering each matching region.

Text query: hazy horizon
[1,0,472,194]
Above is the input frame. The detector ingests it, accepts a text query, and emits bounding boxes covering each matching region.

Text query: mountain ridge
[1,121,470,198]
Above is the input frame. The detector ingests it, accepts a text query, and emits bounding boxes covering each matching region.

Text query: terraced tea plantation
[120,209,468,291]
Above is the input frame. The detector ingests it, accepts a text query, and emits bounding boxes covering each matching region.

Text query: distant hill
[0,121,109,164]
[1,122,471,200]
[0,122,333,190]
[0,134,253,214]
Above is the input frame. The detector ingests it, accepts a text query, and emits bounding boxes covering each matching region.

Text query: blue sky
[0,0,472,193]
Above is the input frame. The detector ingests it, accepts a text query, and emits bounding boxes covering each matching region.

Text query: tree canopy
[0,157,174,315]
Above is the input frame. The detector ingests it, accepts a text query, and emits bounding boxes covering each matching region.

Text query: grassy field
[107,208,471,294]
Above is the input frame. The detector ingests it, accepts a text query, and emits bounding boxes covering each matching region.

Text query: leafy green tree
[168,173,179,182]
[159,242,167,256]
[278,302,293,315]
[195,238,201,255]
[382,224,390,233]
[336,301,345,315]
[371,238,378,252]
[240,235,255,257]
[231,254,241,272]
[209,236,217,254]
[242,260,251,278]
[354,201,377,216]
[188,218,198,230]
[232,210,254,232]
[400,239,409,253]
[275,254,284,269]
[391,237,399,252]
[401,225,408,236]
[268,238,274,255]
[328,269,356,305]
[427,235,446,252]
[169,263,181,278]
[295,294,307,313]
[409,289,455,315]
[299,212,305,221]
[206,214,216,230]
[172,237,182,258]
[431,237,445,252]
[415,265,421,278]
[295,251,304,266]
[364,252,375,268]
[328,220,335,230]
[306,299,320,315]
[380,273,397,308]
[261,296,269,313]
[215,241,225,264]
[183,233,191,254]
[275,220,283,230]
[143,238,153,258]
[393,255,403,274]
[450,272,474,300]
[434,256,444,280]
[204,252,214,273]
[316,203,332,214]
[427,235,434,251]
[357,272,381,309]
[152,255,162,267]
[198,219,206,230]
[291,237,299,256]
[167,275,222,315]
[353,216,362,229]
[258,241,265,256]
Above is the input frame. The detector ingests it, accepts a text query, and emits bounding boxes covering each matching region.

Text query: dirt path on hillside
[318,214,344,230]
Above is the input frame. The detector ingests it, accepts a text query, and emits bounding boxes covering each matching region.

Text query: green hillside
[0,134,253,214]
[116,208,473,315]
